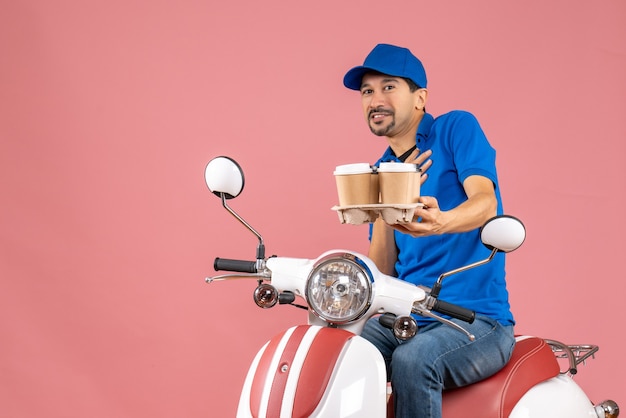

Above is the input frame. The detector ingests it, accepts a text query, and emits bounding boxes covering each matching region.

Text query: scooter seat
[441,335,560,418]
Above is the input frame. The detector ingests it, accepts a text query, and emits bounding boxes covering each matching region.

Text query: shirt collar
[378,112,434,163]
[416,112,434,145]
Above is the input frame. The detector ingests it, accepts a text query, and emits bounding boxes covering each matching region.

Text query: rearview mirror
[204,156,245,199]
[480,215,526,253]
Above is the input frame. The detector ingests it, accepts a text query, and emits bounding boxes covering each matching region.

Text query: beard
[369,119,396,136]
[368,108,396,136]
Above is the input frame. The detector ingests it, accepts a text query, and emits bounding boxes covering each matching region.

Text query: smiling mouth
[370,113,392,125]
[369,110,393,123]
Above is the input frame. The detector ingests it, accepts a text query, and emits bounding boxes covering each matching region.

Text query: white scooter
[203,156,619,418]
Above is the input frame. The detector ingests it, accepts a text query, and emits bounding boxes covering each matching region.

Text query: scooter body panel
[509,374,599,418]
[237,325,386,418]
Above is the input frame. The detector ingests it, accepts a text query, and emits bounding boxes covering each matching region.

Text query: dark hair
[403,77,426,112]
[403,77,421,92]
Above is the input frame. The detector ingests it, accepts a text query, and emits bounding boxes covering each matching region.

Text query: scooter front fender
[237,325,387,418]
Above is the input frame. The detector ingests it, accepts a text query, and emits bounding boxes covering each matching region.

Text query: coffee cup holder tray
[332,203,423,225]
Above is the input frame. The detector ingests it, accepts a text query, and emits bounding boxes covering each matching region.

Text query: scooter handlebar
[214,257,257,273]
[432,299,476,323]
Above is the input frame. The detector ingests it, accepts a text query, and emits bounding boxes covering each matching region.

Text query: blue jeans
[361,315,515,418]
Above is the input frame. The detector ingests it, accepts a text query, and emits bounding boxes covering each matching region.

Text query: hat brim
[343,66,375,90]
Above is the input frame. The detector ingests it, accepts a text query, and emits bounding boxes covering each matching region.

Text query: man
[343,43,515,418]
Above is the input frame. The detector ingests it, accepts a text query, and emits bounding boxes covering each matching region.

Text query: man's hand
[392,196,448,237]
[403,148,432,185]
[391,176,498,237]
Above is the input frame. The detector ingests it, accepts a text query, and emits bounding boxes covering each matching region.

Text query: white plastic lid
[334,163,374,175]
[377,162,419,173]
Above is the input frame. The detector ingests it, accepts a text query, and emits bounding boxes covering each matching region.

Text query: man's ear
[415,88,428,111]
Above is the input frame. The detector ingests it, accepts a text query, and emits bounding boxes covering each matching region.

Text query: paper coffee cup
[377,162,421,204]
[334,163,379,206]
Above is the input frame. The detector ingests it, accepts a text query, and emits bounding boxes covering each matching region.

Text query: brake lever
[412,301,475,341]
[205,272,270,283]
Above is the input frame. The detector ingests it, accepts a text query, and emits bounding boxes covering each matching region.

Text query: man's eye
[383,85,395,91]
[361,89,373,95]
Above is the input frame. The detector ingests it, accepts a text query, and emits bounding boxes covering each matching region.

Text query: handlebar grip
[214,258,257,273]
[378,313,397,330]
[432,299,475,323]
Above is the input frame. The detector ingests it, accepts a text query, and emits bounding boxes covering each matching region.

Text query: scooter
[203,156,619,418]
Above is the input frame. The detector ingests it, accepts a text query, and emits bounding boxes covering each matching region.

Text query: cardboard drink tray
[332,203,423,225]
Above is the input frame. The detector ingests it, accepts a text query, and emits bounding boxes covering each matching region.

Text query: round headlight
[305,253,373,324]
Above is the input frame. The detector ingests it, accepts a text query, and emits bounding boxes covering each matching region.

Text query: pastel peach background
[1,1,624,416]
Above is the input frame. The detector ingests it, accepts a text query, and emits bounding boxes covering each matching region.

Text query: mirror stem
[430,248,498,298]
[220,193,266,260]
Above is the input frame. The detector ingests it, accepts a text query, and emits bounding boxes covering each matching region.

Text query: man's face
[360,73,424,137]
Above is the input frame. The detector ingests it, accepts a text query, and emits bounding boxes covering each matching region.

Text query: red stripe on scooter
[249,327,290,417]
[265,326,311,417]
[292,327,355,417]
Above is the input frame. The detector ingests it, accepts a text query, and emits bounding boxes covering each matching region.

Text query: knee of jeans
[391,345,433,377]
